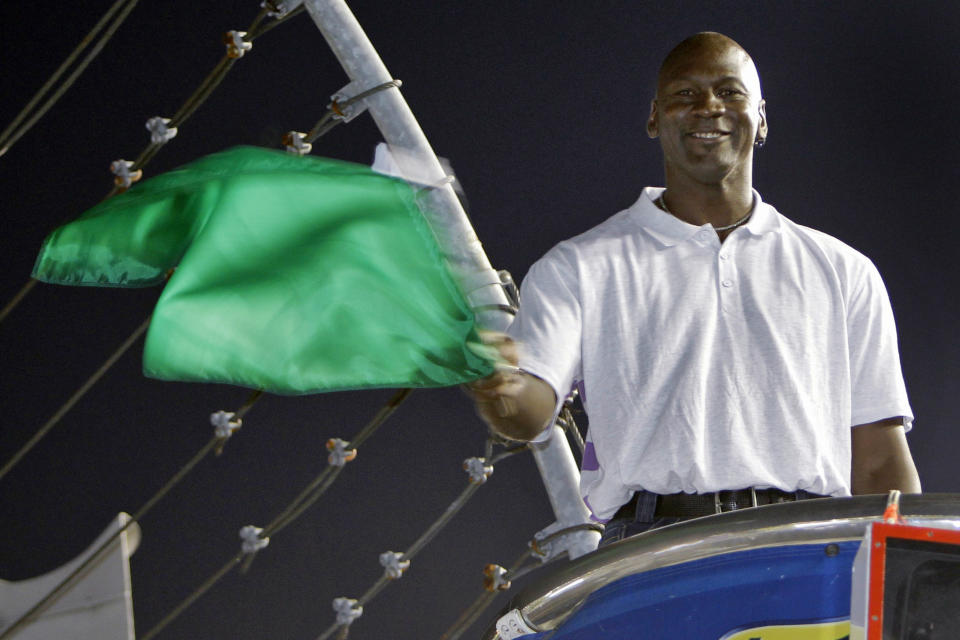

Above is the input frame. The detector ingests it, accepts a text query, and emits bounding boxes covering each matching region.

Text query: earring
[754,134,766,148]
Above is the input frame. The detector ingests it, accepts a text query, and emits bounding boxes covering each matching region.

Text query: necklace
[657,195,753,232]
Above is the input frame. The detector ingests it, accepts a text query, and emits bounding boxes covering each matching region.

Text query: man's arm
[851,417,921,494]
[464,334,558,441]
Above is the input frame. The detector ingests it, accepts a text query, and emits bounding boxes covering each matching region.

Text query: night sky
[1,2,957,639]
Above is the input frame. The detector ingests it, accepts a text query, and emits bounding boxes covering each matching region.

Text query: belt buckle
[714,489,758,514]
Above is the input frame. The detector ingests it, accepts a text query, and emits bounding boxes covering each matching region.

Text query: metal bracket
[495,609,537,639]
[531,521,569,563]
[532,520,602,563]
[329,81,368,123]
[262,0,305,18]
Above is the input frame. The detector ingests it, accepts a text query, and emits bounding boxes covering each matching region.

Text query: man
[468,32,920,544]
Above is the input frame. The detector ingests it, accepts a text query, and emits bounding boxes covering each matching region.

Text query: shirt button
[719,253,729,260]
[721,280,733,288]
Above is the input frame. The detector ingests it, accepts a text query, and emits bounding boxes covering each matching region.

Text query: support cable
[263,388,411,537]
[439,522,603,640]
[0,279,37,326]
[0,1,302,163]
[0,390,261,640]
[0,0,141,159]
[300,79,402,145]
[140,553,243,640]
[102,5,281,198]
[252,3,306,39]
[139,388,410,640]
[556,400,584,457]
[167,56,236,131]
[401,478,484,563]
[0,4,308,323]
[0,316,151,483]
[314,439,527,640]
[439,546,532,640]
[162,5,302,139]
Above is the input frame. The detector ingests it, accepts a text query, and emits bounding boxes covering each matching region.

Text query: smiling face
[647,33,768,188]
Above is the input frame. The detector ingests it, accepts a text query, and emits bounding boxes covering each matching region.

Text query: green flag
[33,146,493,393]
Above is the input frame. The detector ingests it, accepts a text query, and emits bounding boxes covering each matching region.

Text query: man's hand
[464,332,558,441]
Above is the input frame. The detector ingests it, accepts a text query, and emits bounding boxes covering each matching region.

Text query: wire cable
[439,530,582,640]
[139,389,411,640]
[0,278,37,326]
[0,0,139,156]
[0,390,261,640]
[250,4,306,39]
[0,316,150,483]
[304,79,402,144]
[264,388,411,537]
[440,546,532,640]
[0,0,141,159]
[3,6,307,318]
[314,438,525,640]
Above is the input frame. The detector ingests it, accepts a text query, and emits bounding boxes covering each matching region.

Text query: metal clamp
[330,79,400,123]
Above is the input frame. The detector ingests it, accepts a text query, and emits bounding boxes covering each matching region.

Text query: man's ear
[646,99,659,139]
[757,99,768,141]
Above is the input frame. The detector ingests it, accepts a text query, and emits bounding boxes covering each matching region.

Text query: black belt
[614,488,828,521]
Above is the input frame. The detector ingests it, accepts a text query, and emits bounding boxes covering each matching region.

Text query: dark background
[1,2,957,639]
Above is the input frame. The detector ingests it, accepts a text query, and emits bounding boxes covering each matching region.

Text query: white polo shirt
[508,187,913,522]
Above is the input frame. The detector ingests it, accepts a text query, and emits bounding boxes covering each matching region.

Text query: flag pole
[303,0,599,559]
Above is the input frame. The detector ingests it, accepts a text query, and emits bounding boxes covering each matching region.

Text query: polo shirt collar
[742,190,780,237]
[632,187,780,247]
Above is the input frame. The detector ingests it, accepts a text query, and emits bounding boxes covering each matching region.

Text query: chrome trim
[485,494,960,638]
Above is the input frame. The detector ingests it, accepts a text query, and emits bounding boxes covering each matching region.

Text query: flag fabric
[33,146,494,393]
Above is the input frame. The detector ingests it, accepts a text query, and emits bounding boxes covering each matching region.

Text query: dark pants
[598,491,686,547]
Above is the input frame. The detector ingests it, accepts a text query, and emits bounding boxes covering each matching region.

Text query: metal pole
[303,0,597,559]
[304,0,501,325]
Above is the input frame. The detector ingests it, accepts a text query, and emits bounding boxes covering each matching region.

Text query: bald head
[656,32,762,100]
[646,31,768,190]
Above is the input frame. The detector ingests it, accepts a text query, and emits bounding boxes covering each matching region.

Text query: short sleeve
[506,245,583,410]
[846,259,913,430]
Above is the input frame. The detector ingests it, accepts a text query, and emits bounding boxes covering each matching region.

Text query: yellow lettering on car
[721,619,850,640]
